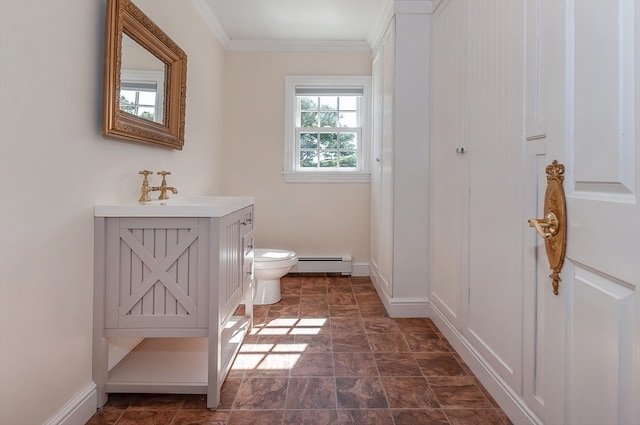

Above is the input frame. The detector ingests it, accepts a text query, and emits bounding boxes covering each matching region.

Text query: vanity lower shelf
[105,316,250,395]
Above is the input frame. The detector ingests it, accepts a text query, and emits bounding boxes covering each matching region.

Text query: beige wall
[0,1,225,423]
[222,51,372,265]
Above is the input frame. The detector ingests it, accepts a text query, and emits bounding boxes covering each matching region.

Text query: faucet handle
[139,170,154,179]
[157,171,171,178]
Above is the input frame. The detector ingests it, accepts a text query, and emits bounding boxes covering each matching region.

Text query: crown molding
[190,0,230,49]
[226,39,371,52]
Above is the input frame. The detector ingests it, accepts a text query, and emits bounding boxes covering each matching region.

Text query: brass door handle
[528,212,559,239]
[528,160,567,295]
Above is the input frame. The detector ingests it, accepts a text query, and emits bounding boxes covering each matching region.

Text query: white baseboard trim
[429,304,542,425]
[351,263,369,277]
[369,270,429,317]
[43,382,97,425]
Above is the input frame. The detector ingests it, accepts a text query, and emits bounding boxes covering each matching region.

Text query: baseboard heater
[290,256,352,275]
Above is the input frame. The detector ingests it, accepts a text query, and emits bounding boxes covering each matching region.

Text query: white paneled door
[542,1,639,424]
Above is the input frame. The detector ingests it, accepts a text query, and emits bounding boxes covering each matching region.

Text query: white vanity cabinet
[93,197,254,410]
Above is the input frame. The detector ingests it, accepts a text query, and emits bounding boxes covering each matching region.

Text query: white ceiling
[193,0,391,51]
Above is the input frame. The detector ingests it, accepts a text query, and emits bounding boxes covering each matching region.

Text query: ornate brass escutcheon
[528,160,567,295]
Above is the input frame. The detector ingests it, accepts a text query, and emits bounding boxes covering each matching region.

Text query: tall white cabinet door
[465,0,526,391]
[543,1,640,424]
[429,0,469,327]
[371,20,395,297]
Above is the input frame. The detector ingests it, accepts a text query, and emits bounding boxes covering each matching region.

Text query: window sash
[284,75,371,183]
[295,128,362,170]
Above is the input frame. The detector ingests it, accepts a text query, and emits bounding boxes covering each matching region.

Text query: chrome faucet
[156,171,178,200]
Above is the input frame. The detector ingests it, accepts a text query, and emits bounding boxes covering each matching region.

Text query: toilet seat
[254,249,297,269]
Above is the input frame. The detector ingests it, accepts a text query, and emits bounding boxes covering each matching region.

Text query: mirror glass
[119,34,165,124]
[103,0,187,150]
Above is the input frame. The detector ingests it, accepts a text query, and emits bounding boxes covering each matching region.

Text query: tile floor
[86,275,512,425]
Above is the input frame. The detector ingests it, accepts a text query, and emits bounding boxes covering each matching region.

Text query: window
[120,70,165,124]
[284,76,371,183]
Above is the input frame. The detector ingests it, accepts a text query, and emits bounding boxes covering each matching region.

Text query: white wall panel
[466,0,525,390]
[573,0,636,193]
[567,265,635,425]
[429,0,468,325]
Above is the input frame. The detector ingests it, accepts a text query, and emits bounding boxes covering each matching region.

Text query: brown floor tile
[295,334,332,352]
[84,409,124,425]
[355,292,386,305]
[233,377,288,409]
[334,352,379,376]
[381,376,440,408]
[358,304,389,317]
[374,353,422,376]
[428,376,494,409]
[227,410,284,425]
[445,408,510,424]
[181,394,207,410]
[337,409,394,424]
[285,377,337,409]
[368,333,411,352]
[330,317,364,334]
[127,394,184,410]
[328,291,357,305]
[171,410,229,425]
[216,378,242,409]
[362,317,401,333]
[267,305,300,318]
[328,305,361,317]
[300,293,329,305]
[299,304,330,317]
[336,377,388,408]
[284,409,339,425]
[391,409,450,425]
[404,332,452,352]
[115,410,177,425]
[394,317,437,333]
[414,352,469,377]
[290,352,334,376]
[332,333,371,352]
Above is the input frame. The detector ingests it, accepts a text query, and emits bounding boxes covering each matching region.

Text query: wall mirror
[103,0,187,149]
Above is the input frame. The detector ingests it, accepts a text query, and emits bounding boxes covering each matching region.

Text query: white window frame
[120,69,165,124]
[284,75,371,183]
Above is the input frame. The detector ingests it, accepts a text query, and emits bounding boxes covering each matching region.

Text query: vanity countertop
[95,196,255,218]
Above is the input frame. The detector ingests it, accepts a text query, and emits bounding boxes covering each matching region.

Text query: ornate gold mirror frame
[528,160,567,295]
[103,0,187,149]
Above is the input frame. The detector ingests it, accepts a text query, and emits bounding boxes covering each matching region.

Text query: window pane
[338,112,357,127]
[319,112,338,127]
[319,96,337,110]
[120,90,137,103]
[320,151,337,167]
[338,152,358,168]
[300,151,318,167]
[138,91,156,105]
[339,96,357,110]
[300,133,318,148]
[299,96,317,110]
[301,112,318,127]
[137,106,155,120]
[319,133,337,148]
[339,133,357,149]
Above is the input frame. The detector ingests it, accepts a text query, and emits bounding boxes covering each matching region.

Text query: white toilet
[252,248,298,305]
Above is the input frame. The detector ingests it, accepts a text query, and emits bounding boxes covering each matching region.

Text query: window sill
[283,171,371,183]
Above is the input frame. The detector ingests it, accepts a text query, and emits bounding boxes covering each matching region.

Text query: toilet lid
[254,249,297,262]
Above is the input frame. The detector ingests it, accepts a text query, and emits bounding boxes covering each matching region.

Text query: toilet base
[253,278,281,305]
